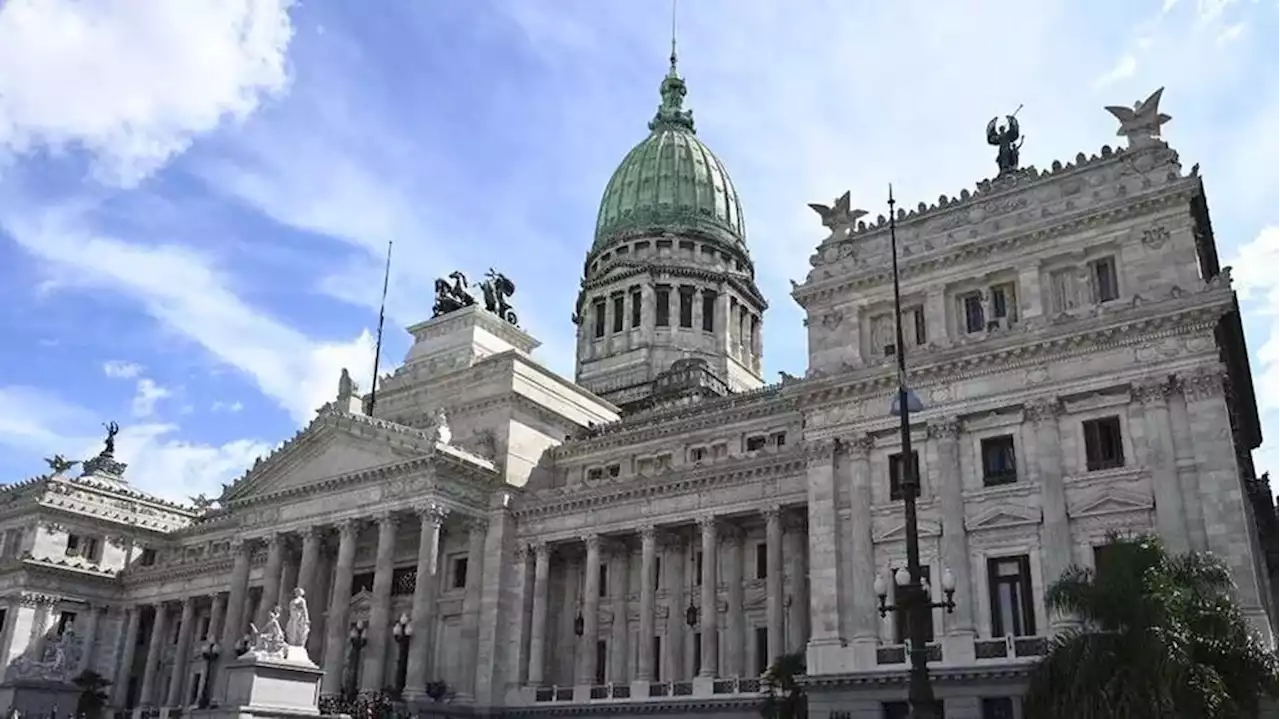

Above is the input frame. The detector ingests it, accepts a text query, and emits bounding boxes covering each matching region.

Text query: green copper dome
[592,55,746,252]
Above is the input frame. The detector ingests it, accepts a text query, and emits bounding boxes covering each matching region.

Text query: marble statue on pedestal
[286,587,311,649]
[247,606,287,659]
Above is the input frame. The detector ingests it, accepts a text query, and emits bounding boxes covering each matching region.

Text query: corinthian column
[1028,397,1072,633]
[362,512,400,692]
[321,520,360,697]
[607,542,629,684]
[763,506,785,665]
[635,527,657,682]
[661,532,686,680]
[1136,377,1190,554]
[405,504,447,696]
[723,524,744,677]
[256,533,284,627]
[930,418,975,651]
[697,515,718,678]
[577,533,601,686]
[139,603,169,707]
[167,597,196,707]
[75,604,101,676]
[458,518,488,697]
[804,438,845,663]
[220,540,252,654]
[111,606,141,708]
[527,542,551,686]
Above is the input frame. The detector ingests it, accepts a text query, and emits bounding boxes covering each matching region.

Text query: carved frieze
[1024,397,1062,424]
[1132,377,1173,406]
[1178,365,1226,403]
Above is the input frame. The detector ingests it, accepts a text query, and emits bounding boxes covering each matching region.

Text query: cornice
[796,283,1230,411]
[801,664,1033,689]
[518,448,805,519]
[583,262,768,310]
[795,157,1196,308]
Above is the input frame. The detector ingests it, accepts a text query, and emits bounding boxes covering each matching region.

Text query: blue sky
[0,0,1276,503]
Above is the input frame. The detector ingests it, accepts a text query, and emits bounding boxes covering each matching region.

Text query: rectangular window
[654,556,662,590]
[962,293,985,333]
[57,611,77,635]
[1091,257,1119,302]
[883,701,944,719]
[692,633,702,676]
[888,450,920,502]
[593,298,607,339]
[911,306,927,346]
[980,435,1018,486]
[452,557,469,589]
[755,542,768,579]
[606,463,620,478]
[1082,416,1125,471]
[595,640,608,685]
[701,290,716,332]
[611,295,625,333]
[981,697,1017,719]
[655,285,671,327]
[139,548,157,566]
[678,286,694,328]
[689,446,706,462]
[1093,544,1120,576]
[746,435,767,452]
[894,566,934,644]
[770,431,787,447]
[586,467,603,481]
[83,536,100,561]
[65,534,81,556]
[987,555,1036,637]
[652,635,662,681]
[630,288,642,328]
[598,565,609,598]
[695,551,703,586]
[755,626,770,675]
[350,571,375,595]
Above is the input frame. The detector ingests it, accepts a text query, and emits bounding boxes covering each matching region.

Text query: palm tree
[760,651,807,719]
[1024,534,1277,718]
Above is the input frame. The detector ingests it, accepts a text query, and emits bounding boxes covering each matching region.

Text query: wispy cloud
[102,360,144,379]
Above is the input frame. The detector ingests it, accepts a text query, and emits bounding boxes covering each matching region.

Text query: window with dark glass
[612,294,625,333]
[771,431,787,447]
[755,626,769,675]
[452,557,469,589]
[630,288,642,327]
[139,547,157,566]
[695,550,703,586]
[593,298,607,339]
[595,640,608,685]
[678,286,694,328]
[690,446,706,462]
[963,293,985,333]
[586,467,603,481]
[654,556,662,590]
[746,435,767,451]
[888,450,920,502]
[391,566,417,595]
[980,435,1018,486]
[912,306,927,346]
[692,633,702,675]
[1082,416,1125,471]
[702,290,716,332]
[987,555,1036,637]
[1093,544,1120,576]
[893,565,934,643]
[981,697,1016,719]
[1091,257,1119,302]
[652,636,662,681]
[606,464,620,478]
[755,542,768,579]
[351,571,375,594]
[57,611,77,635]
[655,285,671,327]
[598,564,609,598]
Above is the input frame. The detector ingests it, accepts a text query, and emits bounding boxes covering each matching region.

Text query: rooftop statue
[44,454,78,476]
[432,270,476,318]
[986,112,1024,176]
[100,421,120,458]
[808,191,867,243]
[1105,87,1172,149]
[336,367,359,406]
[479,267,519,326]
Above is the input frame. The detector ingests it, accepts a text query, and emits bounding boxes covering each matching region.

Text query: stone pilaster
[405,504,447,696]
[722,524,744,677]
[527,541,551,686]
[362,512,400,692]
[1167,383,1208,551]
[321,519,360,697]
[297,527,322,603]
[504,543,532,690]
[1136,376,1190,554]
[804,438,846,670]
[1028,397,1073,633]
[783,512,810,654]
[607,542,629,683]
[697,514,718,677]
[139,602,169,707]
[845,433,876,663]
[218,538,252,688]
[458,517,488,698]
[660,532,686,680]
[577,532,601,686]
[763,506,785,665]
[930,417,975,653]
[167,597,196,707]
[256,532,284,628]
[75,603,101,676]
[635,527,657,682]
[111,606,141,708]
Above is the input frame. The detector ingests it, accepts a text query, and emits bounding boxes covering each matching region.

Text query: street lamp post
[347,620,368,699]
[877,184,957,718]
[392,613,412,695]
[198,640,221,708]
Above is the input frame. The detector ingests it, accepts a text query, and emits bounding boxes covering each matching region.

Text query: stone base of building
[803,665,1032,719]
[194,655,324,719]
[0,678,83,716]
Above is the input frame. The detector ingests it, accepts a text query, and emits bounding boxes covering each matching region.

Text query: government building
[0,46,1275,719]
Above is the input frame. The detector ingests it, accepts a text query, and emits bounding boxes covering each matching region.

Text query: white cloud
[131,378,171,418]
[102,360,144,379]
[0,0,296,187]
[0,385,269,501]
[1226,226,1280,411]
[212,400,245,413]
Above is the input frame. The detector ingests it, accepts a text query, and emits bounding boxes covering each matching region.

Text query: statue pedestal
[196,653,323,719]
[0,678,81,716]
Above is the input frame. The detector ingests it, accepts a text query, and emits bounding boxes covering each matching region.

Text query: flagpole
[366,241,393,417]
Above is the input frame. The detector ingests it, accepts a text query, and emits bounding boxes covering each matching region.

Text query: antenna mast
[366,240,393,417]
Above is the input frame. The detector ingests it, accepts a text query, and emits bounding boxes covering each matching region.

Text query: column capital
[804,437,838,464]
[179,595,196,608]
[1025,396,1062,424]
[335,517,362,538]
[1133,376,1173,406]
[1177,365,1226,402]
[300,525,323,541]
[782,511,808,534]
[262,531,283,549]
[843,433,874,458]
[696,514,717,533]
[637,524,658,542]
[512,543,529,563]
[657,530,686,551]
[926,416,961,441]
[531,540,550,560]
[228,537,252,554]
[374,510,401,528]
[416,503,449,526]
[581,532,601,552]
[719,523,744,543]
[760,504,782,523]
[464,516,488,535]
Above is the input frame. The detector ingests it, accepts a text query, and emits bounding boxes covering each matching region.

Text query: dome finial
[650,0,695,133]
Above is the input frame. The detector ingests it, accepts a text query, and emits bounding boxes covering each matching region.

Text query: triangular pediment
[966,505,1042,532]
[875,518,941,543]
[225,413,432,502]
[1069,488,1153,519]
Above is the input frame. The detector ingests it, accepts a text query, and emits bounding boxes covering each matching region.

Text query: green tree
[1024,534,1277,718]
[71,669,112,719]
[760,651,807,719]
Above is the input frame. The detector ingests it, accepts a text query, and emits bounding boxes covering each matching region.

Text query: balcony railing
[975,635,1049,659]
[874,641,942,665]
[529,676,763,704]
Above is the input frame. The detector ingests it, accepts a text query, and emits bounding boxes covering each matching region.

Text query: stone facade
[2,87,1277,719]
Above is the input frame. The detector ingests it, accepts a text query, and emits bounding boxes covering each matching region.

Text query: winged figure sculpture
[808,191,867,241]
[1105,87,1172,148]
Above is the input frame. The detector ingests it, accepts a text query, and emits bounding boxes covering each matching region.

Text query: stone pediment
[874,519,941,543]
[224,416,430,503]
[965,504,1042,532]
[1068,488,1153,518]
